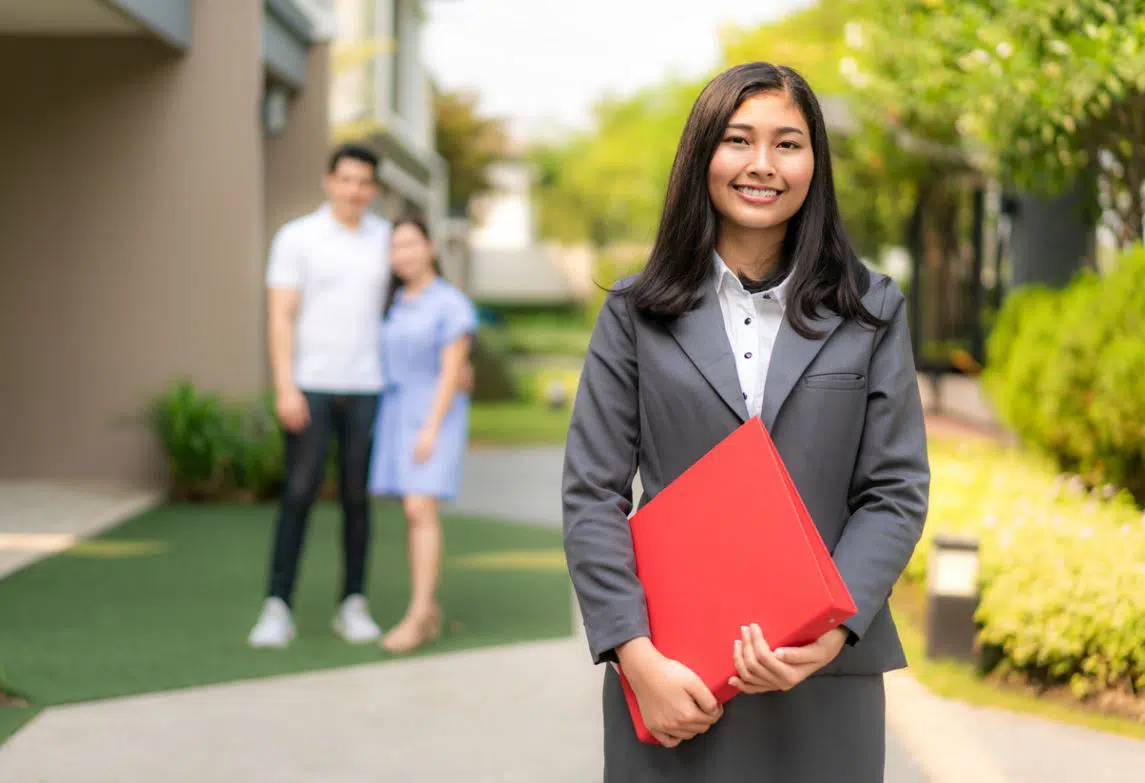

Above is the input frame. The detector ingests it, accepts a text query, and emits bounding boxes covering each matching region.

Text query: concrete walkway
[2,447,1144,781]
[0,480,162,579]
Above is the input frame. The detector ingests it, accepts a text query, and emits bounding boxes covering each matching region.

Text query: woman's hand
[618,638,723,747]
[413,427,437,464]
[730,624,848,694]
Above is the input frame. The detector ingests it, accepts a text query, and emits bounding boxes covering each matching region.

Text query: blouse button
[744,317,752,325]
[744,352,753,359]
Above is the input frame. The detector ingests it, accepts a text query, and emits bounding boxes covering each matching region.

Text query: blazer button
[744,352,753,359]
[744,317,752,325]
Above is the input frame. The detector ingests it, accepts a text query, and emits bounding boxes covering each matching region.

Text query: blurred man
[248,143,390,648]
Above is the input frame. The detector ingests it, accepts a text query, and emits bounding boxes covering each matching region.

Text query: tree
[845,0,1145,247]
[432,86,510,217]
[532,79,703,250]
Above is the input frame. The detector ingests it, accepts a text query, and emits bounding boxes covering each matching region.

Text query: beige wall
[0,2,327,485]
[262,43,333,389]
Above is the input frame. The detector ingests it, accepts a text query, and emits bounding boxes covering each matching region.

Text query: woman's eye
[724,136,749,145]
[779,141,801,149]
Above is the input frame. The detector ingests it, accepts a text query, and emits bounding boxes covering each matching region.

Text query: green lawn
[470,400,572,445]
[0,502,571,745]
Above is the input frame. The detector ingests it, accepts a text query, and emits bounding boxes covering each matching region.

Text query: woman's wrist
[616,636,659,672]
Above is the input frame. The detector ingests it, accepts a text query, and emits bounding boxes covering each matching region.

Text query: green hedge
[982,242,1145,502]
[915,437,1145,699]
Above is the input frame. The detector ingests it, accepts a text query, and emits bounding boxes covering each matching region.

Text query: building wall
[263,42,333,385]
[0,3,270,484]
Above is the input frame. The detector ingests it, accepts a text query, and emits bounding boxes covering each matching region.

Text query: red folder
[617,416,856,744]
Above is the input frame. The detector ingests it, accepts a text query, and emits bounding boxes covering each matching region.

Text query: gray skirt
[602,665,885,782]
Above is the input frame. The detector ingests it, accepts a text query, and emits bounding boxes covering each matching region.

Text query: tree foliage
[846,0,1145,246]
[532,79,701,249]
[433,86,510,217]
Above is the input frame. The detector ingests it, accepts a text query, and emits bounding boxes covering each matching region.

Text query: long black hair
[619,62,886,338]
[383,214,444,319]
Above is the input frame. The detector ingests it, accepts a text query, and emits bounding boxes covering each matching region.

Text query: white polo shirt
[265,203,391,393]
[713,252,791,419]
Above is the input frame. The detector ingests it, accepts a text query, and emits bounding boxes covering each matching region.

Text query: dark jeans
[266,391,379,606]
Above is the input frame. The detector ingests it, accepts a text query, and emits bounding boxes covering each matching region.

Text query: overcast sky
[422,0,814,140]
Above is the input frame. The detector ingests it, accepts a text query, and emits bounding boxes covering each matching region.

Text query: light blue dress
[368,278,478,501]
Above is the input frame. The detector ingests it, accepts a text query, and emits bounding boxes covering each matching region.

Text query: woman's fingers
[729,675,773,694]
[739,626,781,685]
[748,624,804,690]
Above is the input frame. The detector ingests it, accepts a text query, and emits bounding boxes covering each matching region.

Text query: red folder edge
[615,417,857,744]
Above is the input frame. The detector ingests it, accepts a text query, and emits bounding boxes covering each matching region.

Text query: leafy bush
[913,436,1145,700]
[147,379,233,499]
[982,242,1145,501]
[148,379,323,502]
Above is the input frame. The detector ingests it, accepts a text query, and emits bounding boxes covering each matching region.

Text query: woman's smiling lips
[733,184,783,205]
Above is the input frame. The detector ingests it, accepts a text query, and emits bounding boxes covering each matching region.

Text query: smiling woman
[620,62,886,340]
[706,93,815,247]
[562,62,929,782]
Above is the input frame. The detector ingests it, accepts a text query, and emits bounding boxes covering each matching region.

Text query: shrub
[148,379,319,502]
[982,242,1145,503]
[147,379,232,499]
[913,436,1145,699]
[981,284,1062,449]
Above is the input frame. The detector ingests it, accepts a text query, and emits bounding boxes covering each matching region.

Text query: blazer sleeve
[562,290,647,665]
[833,279,930,641]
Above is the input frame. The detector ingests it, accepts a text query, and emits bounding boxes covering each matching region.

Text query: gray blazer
[561,266,929,677]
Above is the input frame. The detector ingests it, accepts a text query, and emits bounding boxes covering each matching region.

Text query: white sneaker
[248,597,296,649]
[332,594,383,643]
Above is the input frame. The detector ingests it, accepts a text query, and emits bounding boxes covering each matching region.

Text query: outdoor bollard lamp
[925,532,981,663]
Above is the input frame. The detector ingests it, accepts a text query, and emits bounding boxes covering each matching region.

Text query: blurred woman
[368,215,478,654]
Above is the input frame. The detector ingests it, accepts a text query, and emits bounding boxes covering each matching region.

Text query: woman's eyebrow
[725,122,806,136]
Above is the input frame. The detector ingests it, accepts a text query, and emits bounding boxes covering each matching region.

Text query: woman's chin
[719,211,793,233]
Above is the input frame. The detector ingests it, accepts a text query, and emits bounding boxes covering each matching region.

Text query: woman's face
[391,223,435,283]
[707,90,815,237]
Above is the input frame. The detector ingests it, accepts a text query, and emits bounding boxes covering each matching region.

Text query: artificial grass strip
[0,501,572,744]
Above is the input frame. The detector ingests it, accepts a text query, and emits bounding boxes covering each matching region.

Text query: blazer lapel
[669,284,749,422]
[760,306,843,431]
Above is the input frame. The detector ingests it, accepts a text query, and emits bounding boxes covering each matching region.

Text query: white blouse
[712,252,791,419]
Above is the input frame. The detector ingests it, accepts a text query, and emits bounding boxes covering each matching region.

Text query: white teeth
[737,186,779,198]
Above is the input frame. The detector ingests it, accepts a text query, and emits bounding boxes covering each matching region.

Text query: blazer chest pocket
[802,372,866,391]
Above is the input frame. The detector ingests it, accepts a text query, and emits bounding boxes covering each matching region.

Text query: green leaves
[432,87,510,217]
[531,78,699,249]
[917,434,1145,696]
[962,242,1145,695]
[983,242,1145,499]
[847,0,1145,220]
[147,379,287,502]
